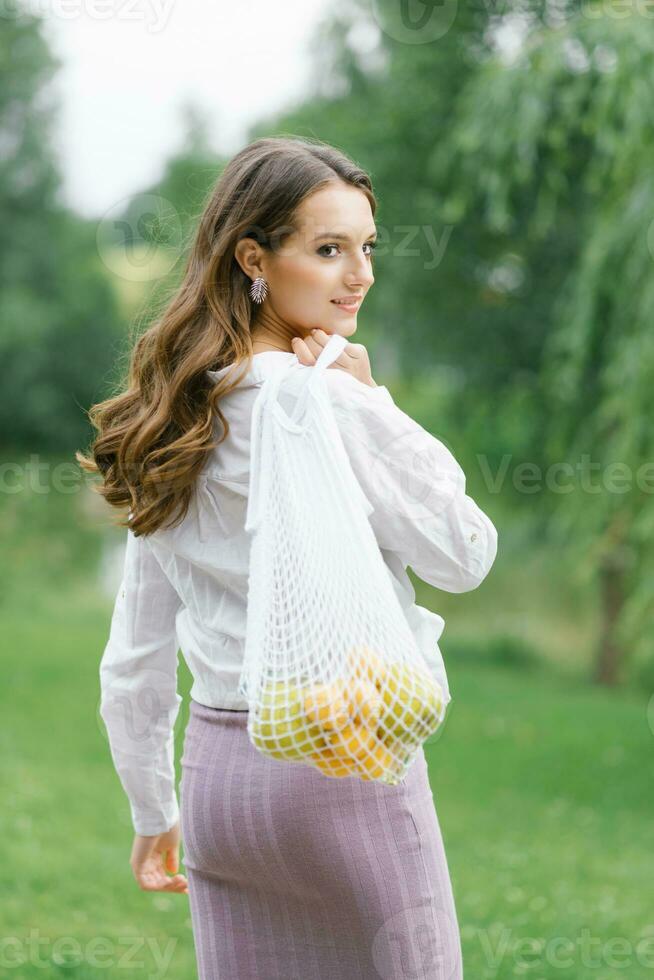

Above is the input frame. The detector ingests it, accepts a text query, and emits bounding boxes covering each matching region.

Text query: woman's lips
[331,299,361,313]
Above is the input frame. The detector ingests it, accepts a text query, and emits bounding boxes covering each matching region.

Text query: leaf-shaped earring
[249,276,268,304]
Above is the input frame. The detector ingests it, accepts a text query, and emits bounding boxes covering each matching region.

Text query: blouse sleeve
[327,372,498,593]
[99,526,183,836]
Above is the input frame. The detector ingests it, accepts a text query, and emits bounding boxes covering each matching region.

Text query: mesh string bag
[239,334,447,784]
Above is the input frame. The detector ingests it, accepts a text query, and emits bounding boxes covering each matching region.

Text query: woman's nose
[347,258,374,290]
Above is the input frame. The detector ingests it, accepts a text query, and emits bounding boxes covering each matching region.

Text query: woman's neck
[250,313,297,354]
[251,339,293,353]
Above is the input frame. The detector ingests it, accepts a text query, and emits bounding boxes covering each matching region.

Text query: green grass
[2,593,651,979]
[1,463,651,977]
[425,665,653,979]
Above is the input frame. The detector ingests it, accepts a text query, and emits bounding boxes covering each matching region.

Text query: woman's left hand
[292,329,377,387]
[130,820,189,894]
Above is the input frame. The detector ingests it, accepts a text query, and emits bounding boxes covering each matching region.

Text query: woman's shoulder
[322,370,398,428]
[323,368,395,403]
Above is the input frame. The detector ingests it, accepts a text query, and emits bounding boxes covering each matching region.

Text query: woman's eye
[318,242,378,258]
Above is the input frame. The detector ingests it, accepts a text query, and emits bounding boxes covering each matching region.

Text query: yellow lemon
[346,644,388,689]
[304,681,350,732]
[258,679,303,724]
[347,678,382,728]
[327,721,379,761]
[251,716,325,761]
[311,748,358,778]
[378,663,444,745]
[355,741,397,781]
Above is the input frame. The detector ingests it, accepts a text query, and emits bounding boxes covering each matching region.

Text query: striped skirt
[180,698,463,980]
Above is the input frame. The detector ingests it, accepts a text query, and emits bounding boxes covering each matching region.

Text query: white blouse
[99,352,498,835]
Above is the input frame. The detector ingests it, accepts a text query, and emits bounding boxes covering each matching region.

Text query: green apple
[377,663,444,746]
[258,679,304,725]
[251,715,327,761]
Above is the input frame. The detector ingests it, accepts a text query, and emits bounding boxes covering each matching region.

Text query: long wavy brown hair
[75,135,377,536]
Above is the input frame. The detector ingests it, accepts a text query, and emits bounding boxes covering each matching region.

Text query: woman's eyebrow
[312,229,378,242]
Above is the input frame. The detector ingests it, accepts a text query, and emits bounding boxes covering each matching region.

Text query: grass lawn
[2,588,651,979]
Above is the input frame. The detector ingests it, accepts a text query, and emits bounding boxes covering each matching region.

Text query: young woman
[78,135,497,979]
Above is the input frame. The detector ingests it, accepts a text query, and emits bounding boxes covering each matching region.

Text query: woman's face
[258,182,376,338]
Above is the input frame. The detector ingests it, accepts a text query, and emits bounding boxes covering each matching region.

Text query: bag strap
[245,334,348,533]
[286,333,347,425]
[310,332,348,376]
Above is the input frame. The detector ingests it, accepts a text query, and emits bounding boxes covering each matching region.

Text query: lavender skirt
[180,698,463,980]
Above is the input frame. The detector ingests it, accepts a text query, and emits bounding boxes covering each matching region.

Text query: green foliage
[447,632,542,670]
[0,10,124,453]
[433,13,654,675]
[113,104,225,255]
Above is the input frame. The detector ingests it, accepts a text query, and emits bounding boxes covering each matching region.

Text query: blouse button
[470,533,477,542]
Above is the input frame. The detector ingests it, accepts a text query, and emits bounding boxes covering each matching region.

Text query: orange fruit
[346,644,388,689]
[355,741,396,781]
[311,748,357,778]
[327,721,379,761]
[304,681,350,731]
[347,678,382,727]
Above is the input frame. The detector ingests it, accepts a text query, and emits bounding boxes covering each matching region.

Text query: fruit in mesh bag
[303,680,350,732]
[354,740,399,781]
[311,747,360,778]
[251,680,327,760]
[346,644,388,690]
[377,662,445,747]
[326,678,401,783]
[325,719,378,761]
[347,677,383,728]
[258,679,303,721]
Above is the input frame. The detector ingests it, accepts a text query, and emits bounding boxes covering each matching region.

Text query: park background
[1,0,653,977]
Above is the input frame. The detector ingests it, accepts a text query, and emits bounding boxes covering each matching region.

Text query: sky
[38,0,332,219]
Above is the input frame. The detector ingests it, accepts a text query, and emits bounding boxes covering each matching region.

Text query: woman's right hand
[130,821,189,894]
[292,329,377,387]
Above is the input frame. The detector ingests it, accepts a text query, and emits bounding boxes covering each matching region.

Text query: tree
[0,8,123,452]
[433,13,654,685]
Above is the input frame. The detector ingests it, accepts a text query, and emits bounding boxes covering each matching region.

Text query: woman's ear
[234,238,263,280]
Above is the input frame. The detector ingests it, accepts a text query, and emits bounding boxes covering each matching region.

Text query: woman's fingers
[165,845,180,874]
[134,870,189,893]
[293,329,341,365]
[292,330,373,385]
[129,824,189,894]
[132,856,189,894]
[164,874,189,893]
[291,336,315,364]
